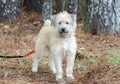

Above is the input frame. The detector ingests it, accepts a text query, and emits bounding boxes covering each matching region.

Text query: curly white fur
[32,11,77,81]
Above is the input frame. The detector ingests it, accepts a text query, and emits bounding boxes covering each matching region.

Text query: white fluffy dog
[32,11,77,81]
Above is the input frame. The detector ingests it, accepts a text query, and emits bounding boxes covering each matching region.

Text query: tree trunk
[68,0,78,22]
[42,0,52,22]
[85,0,120,35]
[23,0,77,22]
[23,0,42,13]
[55,0,64,13]
[68,0,78,15]
[0,0,19,23]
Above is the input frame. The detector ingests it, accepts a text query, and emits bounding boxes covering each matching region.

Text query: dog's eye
[66,22,69,24]
[58,22,62,25]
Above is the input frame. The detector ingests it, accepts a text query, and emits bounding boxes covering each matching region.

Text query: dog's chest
[50,37,76,56]
[62,42,68,51]
[60,41,70,55]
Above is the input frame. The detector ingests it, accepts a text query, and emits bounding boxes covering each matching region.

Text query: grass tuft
[108,51,120,65]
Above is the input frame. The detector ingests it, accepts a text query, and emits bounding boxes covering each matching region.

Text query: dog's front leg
[66,52,76,79]
[48,53,56,74]
[54,54,63,80]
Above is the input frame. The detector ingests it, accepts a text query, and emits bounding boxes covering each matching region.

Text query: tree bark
[68,0,78,15]
[67,0,78,22]
[23,0,42,13]
[55,0,64,13]
[0,0,19,23]
[42,0,52,22]
[85,0,120,35]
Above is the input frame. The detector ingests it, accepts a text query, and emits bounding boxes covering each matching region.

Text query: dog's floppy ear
[71,14,77,24]
[51,15,57,26]
[71,14,77,28]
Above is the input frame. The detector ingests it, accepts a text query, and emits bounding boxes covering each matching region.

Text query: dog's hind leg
[32,44,46,72]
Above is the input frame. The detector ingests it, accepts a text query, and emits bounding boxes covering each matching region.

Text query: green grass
[108,51,120,65]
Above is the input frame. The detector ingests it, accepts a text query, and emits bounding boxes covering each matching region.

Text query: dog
[32,11,77,81]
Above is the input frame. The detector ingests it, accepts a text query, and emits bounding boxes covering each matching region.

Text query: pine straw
[0,11,120,84]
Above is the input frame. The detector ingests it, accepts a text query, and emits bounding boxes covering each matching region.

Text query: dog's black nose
[61,28,66,32]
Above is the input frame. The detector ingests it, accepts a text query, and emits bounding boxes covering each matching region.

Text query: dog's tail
[43,19,51,26]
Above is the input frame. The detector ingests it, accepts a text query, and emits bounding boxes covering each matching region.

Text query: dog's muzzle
[59,28,69,37]
[60,28,68,33]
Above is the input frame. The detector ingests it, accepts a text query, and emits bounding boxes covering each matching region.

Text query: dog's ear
[71,14,77,28]
[51,15,57,26]
[71,14,77,24]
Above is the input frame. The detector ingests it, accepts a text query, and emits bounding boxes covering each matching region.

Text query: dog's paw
[66,74,74,80]
[48,61,56,74]
[49,67,56,74]
[56,74,63,81]
[32,67,38,72]
[65,77,76,83]
[56,78,66,84]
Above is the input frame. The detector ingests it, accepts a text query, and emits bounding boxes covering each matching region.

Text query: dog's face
[52,11,76,38]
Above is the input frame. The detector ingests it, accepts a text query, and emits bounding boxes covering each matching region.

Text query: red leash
[25,50,35,57]
[0,50,35,58]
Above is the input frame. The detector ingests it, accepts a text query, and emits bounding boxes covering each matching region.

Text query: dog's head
[52,11,77,38]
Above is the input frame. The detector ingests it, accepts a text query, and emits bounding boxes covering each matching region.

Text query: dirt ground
[0,12,120,84]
